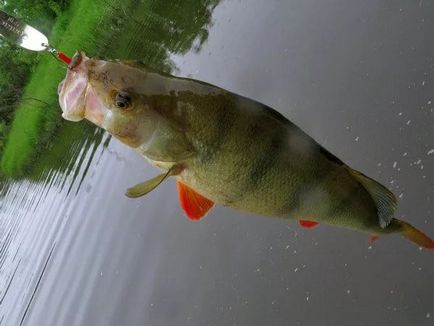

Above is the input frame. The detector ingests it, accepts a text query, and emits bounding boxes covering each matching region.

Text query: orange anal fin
[177,182,214,221]
[299,220,319,228]
[370,234,378,243]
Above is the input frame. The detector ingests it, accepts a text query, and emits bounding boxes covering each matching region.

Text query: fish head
[58,51,158,147]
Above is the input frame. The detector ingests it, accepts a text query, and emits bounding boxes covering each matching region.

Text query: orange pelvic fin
[299,220,319,228]
[400,221,434,249]
[177,182,214,221]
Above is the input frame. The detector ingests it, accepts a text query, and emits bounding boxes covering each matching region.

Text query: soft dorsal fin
[177,182,214,220]
[349,169,397,228]
[299,220,319,228]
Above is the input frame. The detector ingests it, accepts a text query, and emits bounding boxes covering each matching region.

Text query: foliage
[0,1,72,146]
[0,0,221,178]
[0,40,36,120]
[0,0,70,33]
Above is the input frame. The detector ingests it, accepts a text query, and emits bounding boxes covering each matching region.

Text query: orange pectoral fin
[299,220,319,228]
[177,182,214,221]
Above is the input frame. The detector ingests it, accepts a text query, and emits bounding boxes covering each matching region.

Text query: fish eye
[115,91,131,109]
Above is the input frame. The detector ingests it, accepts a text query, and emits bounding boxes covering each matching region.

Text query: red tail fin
[400,221,434,249]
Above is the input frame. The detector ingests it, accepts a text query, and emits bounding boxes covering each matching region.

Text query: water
[1,1,434,325]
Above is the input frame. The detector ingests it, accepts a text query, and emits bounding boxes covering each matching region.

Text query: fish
[58,51,434,249]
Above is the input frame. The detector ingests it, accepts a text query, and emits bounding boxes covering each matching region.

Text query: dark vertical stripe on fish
[236,125,286,201]
[324,180,364,225]
[199,94,238,163]
[278,177,313,216]
[277,162,333,217]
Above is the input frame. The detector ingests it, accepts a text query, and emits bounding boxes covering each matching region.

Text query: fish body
[58,52,433,249]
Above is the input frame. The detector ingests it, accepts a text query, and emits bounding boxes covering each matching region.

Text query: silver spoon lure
[0,10,71,65]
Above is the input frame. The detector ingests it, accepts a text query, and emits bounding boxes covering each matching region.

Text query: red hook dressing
[57,52,72,65]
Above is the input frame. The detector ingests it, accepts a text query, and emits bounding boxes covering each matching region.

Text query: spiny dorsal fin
[349,169,397,228]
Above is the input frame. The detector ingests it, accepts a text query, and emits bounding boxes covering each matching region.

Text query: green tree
[0,1,71,125]
[0,0,70,33]
[0,40,37,122]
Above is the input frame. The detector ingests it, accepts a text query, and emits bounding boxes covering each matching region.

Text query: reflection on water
[1,0,434,325]
[0,131,110,324]
[1,0,223,324]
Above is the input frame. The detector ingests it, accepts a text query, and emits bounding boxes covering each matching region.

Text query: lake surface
[1,0,433,325]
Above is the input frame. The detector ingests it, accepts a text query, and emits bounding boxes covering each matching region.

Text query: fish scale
[57,51,434,249]
[178,92,380,228]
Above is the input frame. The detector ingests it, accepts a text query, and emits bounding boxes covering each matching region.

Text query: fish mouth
[58,51,90,122]
[58,51,107,126]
